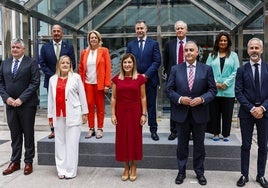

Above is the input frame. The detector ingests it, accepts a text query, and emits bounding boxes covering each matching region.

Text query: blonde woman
[47,55,88,179]
[79,30,111,139]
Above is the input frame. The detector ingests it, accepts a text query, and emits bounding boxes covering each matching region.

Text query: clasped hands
[180,96,203,107]
[216,82,227,90]
[251,106,264,119]
[6,97,22,107]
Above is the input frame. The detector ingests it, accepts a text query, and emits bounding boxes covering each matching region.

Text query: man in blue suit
[235,38,268,188]
[126,20,161,141]
[166,41,217,185]
[39,24,76,139]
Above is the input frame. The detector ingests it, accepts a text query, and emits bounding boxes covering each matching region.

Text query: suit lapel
[172,40,177,63]
[260,62,267,89]
[14,57,27,78]
[96,48,102,67]
[6,59,13,76]
[245,62,255,88]
[191,62,199,91]
[49,42,56,58]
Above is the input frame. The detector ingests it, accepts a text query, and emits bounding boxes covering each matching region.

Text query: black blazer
[0,56,40,107]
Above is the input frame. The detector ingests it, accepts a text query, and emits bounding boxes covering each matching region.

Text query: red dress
[112,74,146,162]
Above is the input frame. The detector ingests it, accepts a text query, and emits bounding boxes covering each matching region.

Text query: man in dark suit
[235,38,268,188]
[39,24,76,139]
[166,41,217,185]
[163,20,190,140]
[126,20,161,141]
[0,38,40,176]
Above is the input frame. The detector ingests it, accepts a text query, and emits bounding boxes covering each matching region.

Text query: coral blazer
[79,47,111,90]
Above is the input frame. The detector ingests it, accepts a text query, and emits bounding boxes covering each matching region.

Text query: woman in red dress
[111,53,147,181]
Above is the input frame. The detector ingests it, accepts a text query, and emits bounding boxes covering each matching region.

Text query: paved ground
[0,107,266,188]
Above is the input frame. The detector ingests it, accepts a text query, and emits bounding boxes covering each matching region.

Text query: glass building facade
[0,0,266,118]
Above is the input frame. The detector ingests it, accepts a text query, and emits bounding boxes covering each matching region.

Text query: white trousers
[54,117,81,178]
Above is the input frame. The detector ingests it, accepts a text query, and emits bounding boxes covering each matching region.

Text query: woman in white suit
[47,55,88,179]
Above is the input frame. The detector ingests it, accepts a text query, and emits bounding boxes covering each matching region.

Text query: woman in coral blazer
[79,30,111,139]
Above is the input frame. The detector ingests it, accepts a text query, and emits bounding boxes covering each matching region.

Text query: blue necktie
[139,39,143,55]
[13,59,19,77]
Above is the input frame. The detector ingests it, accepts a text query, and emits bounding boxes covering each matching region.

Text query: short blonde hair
[55,55,73,76]
[87,30,103,48]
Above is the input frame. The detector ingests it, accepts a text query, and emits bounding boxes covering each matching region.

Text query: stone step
[37,132,241,171]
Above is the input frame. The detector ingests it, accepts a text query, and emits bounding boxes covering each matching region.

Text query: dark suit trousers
[169,102,177,134]
[6,106,37,164]
[145,80,158,133]
[240,117,268,177]
[206,97,235,137]
[175,111,206,176]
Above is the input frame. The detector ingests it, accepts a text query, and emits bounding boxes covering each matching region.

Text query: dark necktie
[13,59,19,77]
[178,41,184,64]
[254,63,261,104]
[139,39,143,55]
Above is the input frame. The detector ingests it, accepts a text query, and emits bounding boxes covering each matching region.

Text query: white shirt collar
[186,61,197,67]
[250,59,261,66]
[137,36,147,42]
[13,56,24,62]
[53,40,62,45]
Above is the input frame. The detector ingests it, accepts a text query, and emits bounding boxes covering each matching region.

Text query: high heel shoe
[121,174,129,181]
[129,175,137,181]
[130,165,137,181]
[85,128,95,139]
[121,167,129,181]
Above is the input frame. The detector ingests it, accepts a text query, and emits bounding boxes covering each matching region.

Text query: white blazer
[47,72,88,126]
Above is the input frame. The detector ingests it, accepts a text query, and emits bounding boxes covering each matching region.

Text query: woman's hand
[82,114,88,124]
[111,115,117,126]
[104,86,110,93]
[140,114,147,126]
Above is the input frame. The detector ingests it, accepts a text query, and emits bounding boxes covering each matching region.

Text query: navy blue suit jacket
[235,62,268,119]
[39,40,76,88]
[165,62,217,123]
[126,37,161,87]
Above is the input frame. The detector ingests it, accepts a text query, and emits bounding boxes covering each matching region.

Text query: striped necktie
[188,65,194,91]
[13,59,19,77]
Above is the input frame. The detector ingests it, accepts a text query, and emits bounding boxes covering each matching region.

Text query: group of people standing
[0,20,267,187]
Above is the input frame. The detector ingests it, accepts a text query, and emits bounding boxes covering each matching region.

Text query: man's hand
[189,97,203,107]
[251,106,264,119]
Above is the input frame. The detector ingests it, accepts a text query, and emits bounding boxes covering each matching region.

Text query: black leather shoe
[151,133,159,141]
[168,132,177,140]
[237,175,249,187]
[197,175,207,186]
[256,176,268,188]
[175,173,186,184]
